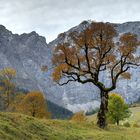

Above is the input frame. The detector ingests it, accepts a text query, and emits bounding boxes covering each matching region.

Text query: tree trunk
[116,120,119,125]
[97,90,109,129]
[32,111,36,117]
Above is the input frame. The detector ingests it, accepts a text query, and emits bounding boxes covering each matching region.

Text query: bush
[123,122,131,127]
[133,123,140,128]
[107,93,131,125]
[71,111,86,122]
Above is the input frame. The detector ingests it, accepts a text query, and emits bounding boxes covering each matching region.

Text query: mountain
[0,21,140,113]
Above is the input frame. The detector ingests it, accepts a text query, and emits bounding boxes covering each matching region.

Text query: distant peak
[21,31,38,37]
[0,25,6,30]
[29,31,38,35]
[124,21,140,24]
[81,19,94,24]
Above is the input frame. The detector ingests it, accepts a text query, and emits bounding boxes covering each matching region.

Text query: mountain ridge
[0,21,140,112]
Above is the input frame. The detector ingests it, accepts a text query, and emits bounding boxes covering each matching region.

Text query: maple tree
[107,93,131,125]
[52,22,140,128]
[18,91,51,118]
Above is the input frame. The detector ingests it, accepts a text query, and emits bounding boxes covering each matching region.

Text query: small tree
[0,68,16,109]
[52,22,140,128]
[9,93,26,112]
[71,111,86,122]
[107,93,131,125]
[19,91,51,118]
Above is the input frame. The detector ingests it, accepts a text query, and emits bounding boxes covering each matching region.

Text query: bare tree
[52,22,140,128]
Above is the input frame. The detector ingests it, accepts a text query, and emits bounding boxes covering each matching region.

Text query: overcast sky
[0,0,140,42]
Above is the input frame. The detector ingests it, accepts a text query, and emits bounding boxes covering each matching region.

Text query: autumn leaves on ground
[0,22,140,140]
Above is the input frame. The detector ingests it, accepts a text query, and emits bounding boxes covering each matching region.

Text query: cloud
[0,0,139,42]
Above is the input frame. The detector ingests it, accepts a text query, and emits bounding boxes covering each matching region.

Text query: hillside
[47,100,73,119]
[122,106,140,125]
[0,112,140,140]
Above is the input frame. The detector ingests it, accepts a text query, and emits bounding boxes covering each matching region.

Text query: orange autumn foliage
[9,93,26,112]
[71,111,86,122]
[18,91,51,118]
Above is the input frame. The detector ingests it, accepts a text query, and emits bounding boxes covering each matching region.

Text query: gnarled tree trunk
[97,90,109,128]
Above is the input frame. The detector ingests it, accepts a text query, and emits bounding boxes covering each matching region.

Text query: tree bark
[97,90,109,129]
[32,111,35,117]
[116,120,119,125]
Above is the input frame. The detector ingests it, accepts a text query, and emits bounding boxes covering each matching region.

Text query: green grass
[121,106,140,125]
[0,112,139,140]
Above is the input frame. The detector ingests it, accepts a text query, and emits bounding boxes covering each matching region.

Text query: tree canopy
[18,91,51,118]
[52,22,139,90]
[107,93,131,125]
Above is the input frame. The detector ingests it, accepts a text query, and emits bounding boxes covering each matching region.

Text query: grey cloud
[0,0,139,42]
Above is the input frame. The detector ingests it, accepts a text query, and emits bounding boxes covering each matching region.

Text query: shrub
[123,122,131,127]
[71,111,86,122]
[133,123,140,128]
[107,93,131,125]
